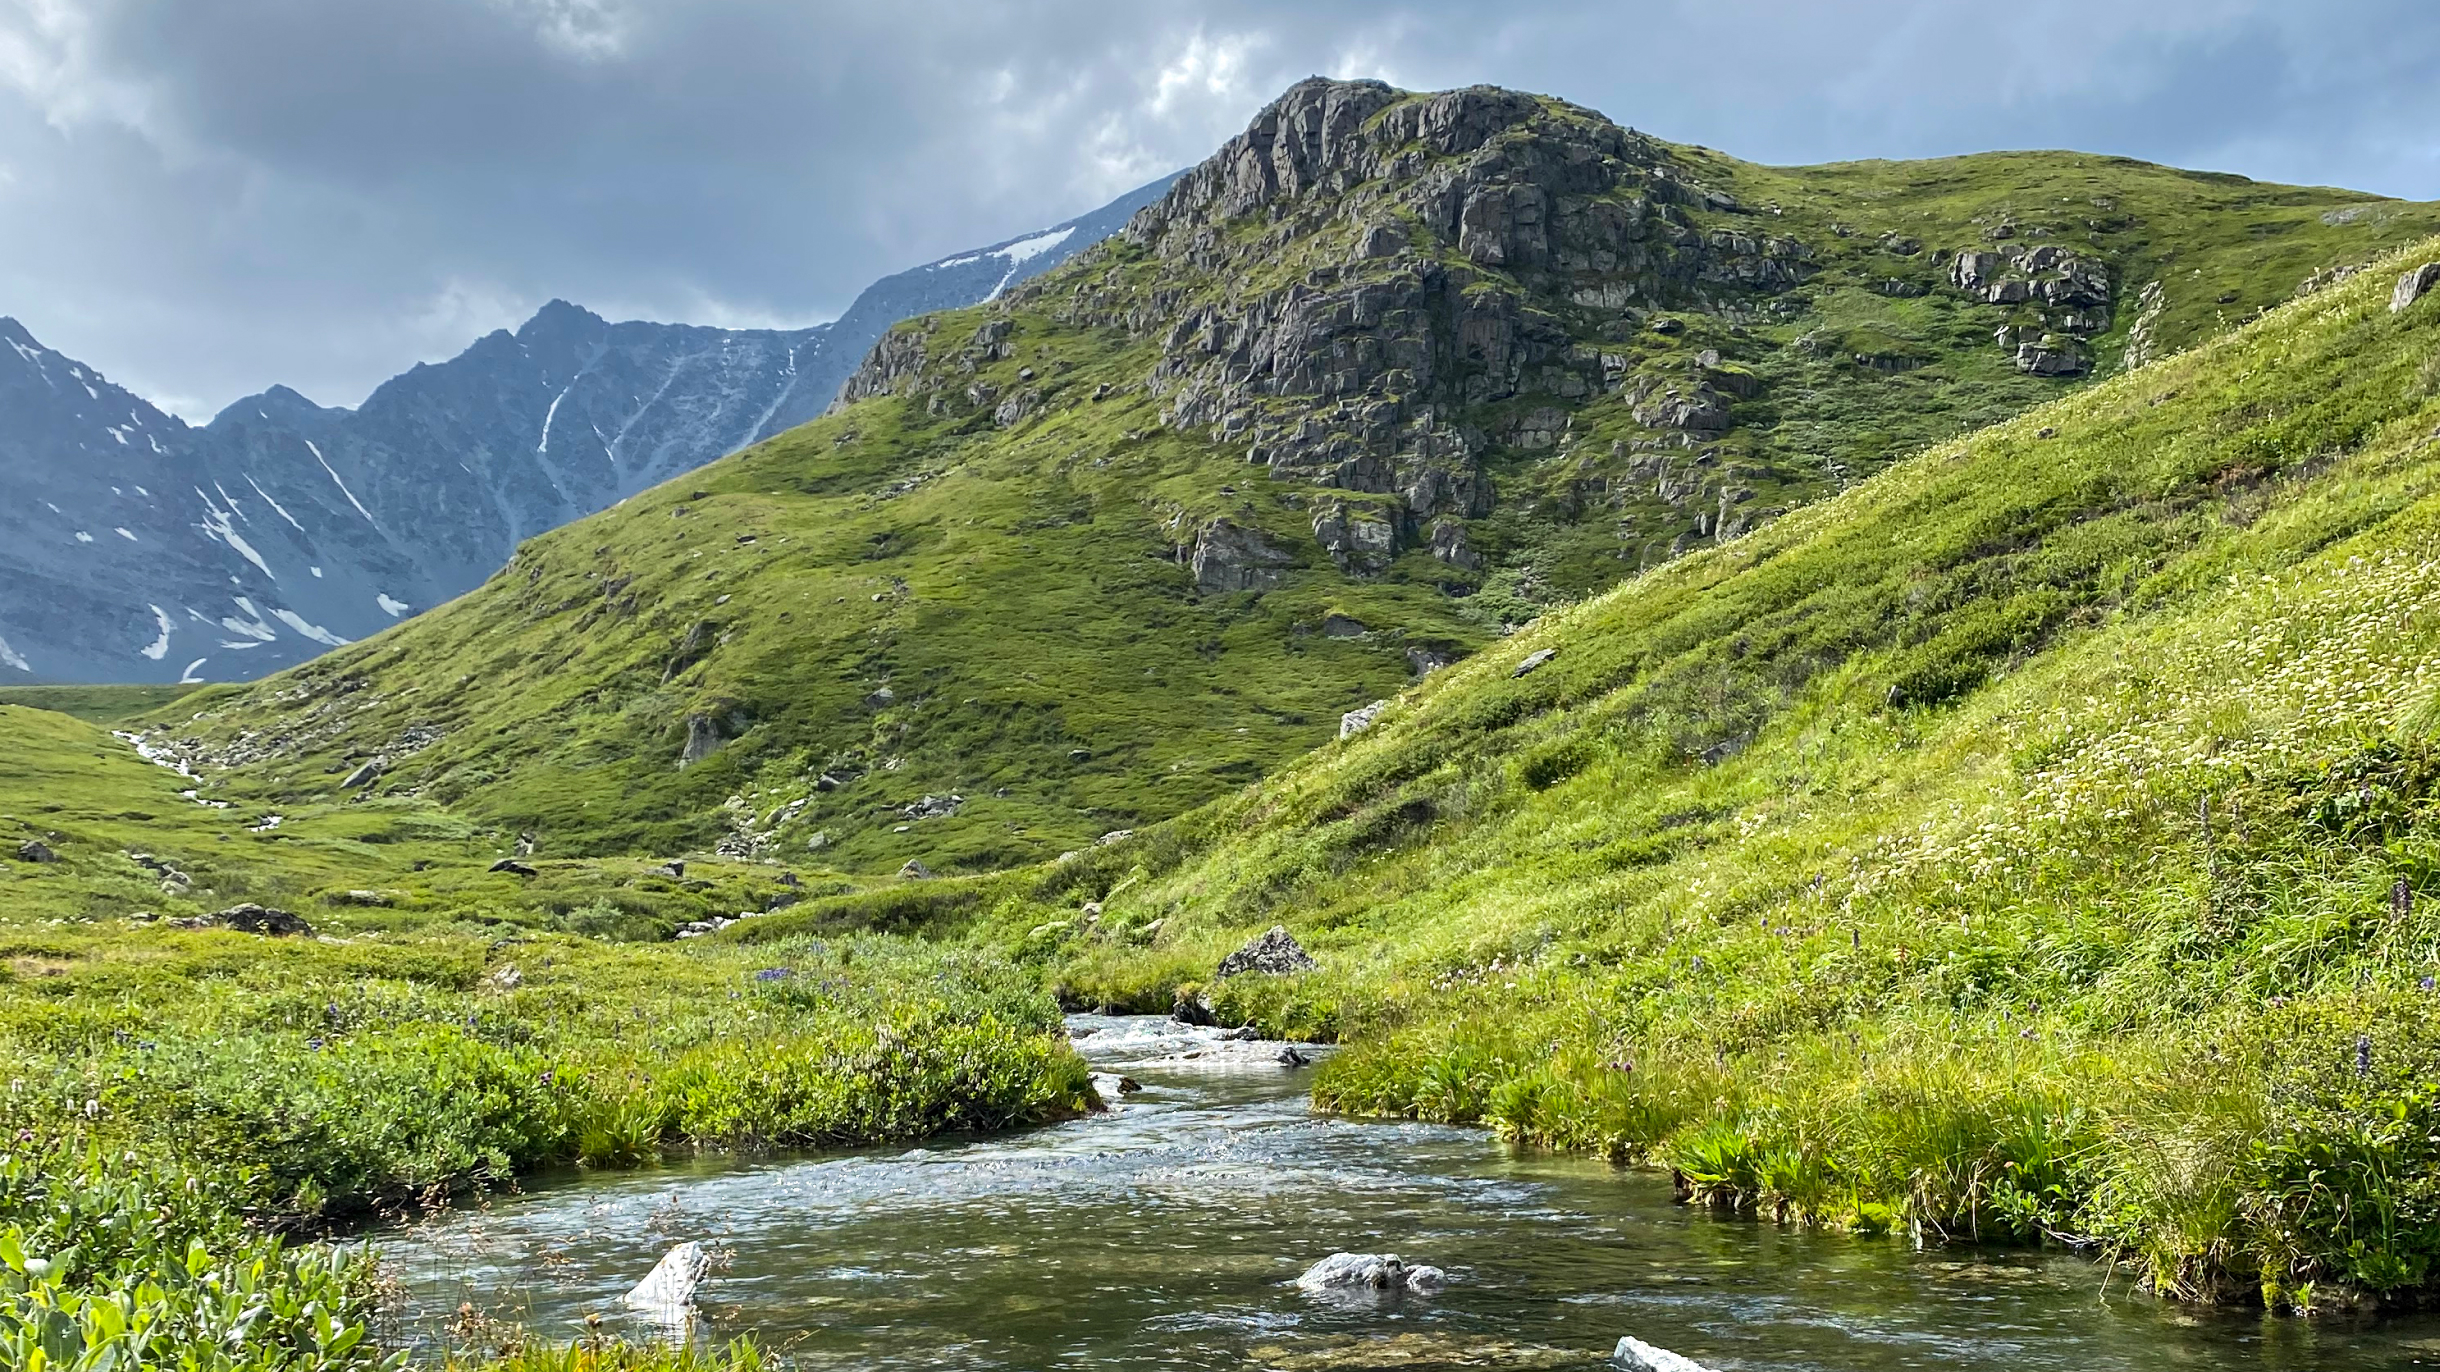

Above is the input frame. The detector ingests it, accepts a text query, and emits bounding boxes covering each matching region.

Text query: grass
[0,702,1091,1368]
[998,235,2440,1310]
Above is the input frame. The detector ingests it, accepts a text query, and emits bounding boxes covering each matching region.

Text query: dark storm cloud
[3,0,2436,417]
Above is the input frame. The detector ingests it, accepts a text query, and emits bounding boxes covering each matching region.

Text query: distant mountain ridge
[0,173,1179,684]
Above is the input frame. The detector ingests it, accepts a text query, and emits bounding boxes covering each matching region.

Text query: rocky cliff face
[0,175,1177,683]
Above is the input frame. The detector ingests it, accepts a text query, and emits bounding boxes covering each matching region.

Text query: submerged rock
[1217,925,1319,978]
[623,1240,710,1315]
[1296,1252,1444,1294]
[1610,1337,1714,1372]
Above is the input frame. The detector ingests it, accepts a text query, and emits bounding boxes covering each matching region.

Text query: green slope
[147,81,2440,871]
[999,237,2440,1307]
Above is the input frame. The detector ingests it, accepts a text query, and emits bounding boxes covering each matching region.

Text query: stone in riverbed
[1216,925,1318,978]
[623,1240,710,1315]
[1610,1336,1715,1372]
[1295,1252,1444,1294]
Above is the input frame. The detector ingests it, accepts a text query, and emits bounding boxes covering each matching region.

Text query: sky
[3,0,2438,421]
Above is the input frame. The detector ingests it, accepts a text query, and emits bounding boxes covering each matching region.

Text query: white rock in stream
[1611,1336,1715,1372]
[1295,1252,1443,1293]
[623,1241,710,1315]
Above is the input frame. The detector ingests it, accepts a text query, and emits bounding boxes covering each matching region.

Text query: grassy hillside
[143,82,2440,873]
[995,236,2440,1308]
[0,702,1087,1370]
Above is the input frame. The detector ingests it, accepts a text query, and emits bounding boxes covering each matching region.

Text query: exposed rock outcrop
[1312,502,1398,574]
[1191,519,1294,593]
[1217,925,1319,978]
[1340,699,1389,738]
[2393,263,2440,313]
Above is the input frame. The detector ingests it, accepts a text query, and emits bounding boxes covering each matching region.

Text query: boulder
[1513,647,1558,677]
[2014,337,2089,377]
[1217,925,1319,978]
[1611,1337,1715,1372]
[1278,1046,1312,1067]
[2393,263,2440,313]
[14,840,56,864]
[902,794,963,820]
[1295,1252,1444,1294]
[489,859,539,877]
[1172,985,1216,1025]
[623,1241,710,1315]
[899,859,935,880]
[338,757,385,790]
[212,903,314,937]
[1340,700,1389,739]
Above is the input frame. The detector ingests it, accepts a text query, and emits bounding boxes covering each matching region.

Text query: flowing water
[385,1016,2440,1370]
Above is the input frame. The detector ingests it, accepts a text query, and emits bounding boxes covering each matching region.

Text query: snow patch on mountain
[305,439,375,522]
[139,605,172,660]
[271,608,348,647]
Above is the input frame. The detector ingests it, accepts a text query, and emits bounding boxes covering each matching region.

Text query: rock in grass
[1295,1252,1444,1294]
[338,757,385,790]
[1611,1337,1714,1372]
[623,1240,710,1315]
[489,859,538,877]
[2392,263,2440,313]
[213,904,314,937]
[14,840,57,864]
[1216,925,1318,978]
[1339,699,1388,739]
[1512,647,1558,677]
[899,859,935,879]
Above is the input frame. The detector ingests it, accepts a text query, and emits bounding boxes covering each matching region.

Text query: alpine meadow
[12,75,2440,1369]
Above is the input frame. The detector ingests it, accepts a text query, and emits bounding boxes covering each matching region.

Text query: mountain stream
[382,1015,2440,1370]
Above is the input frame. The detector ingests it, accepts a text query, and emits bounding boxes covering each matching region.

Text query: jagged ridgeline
[146,80,2440,869]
